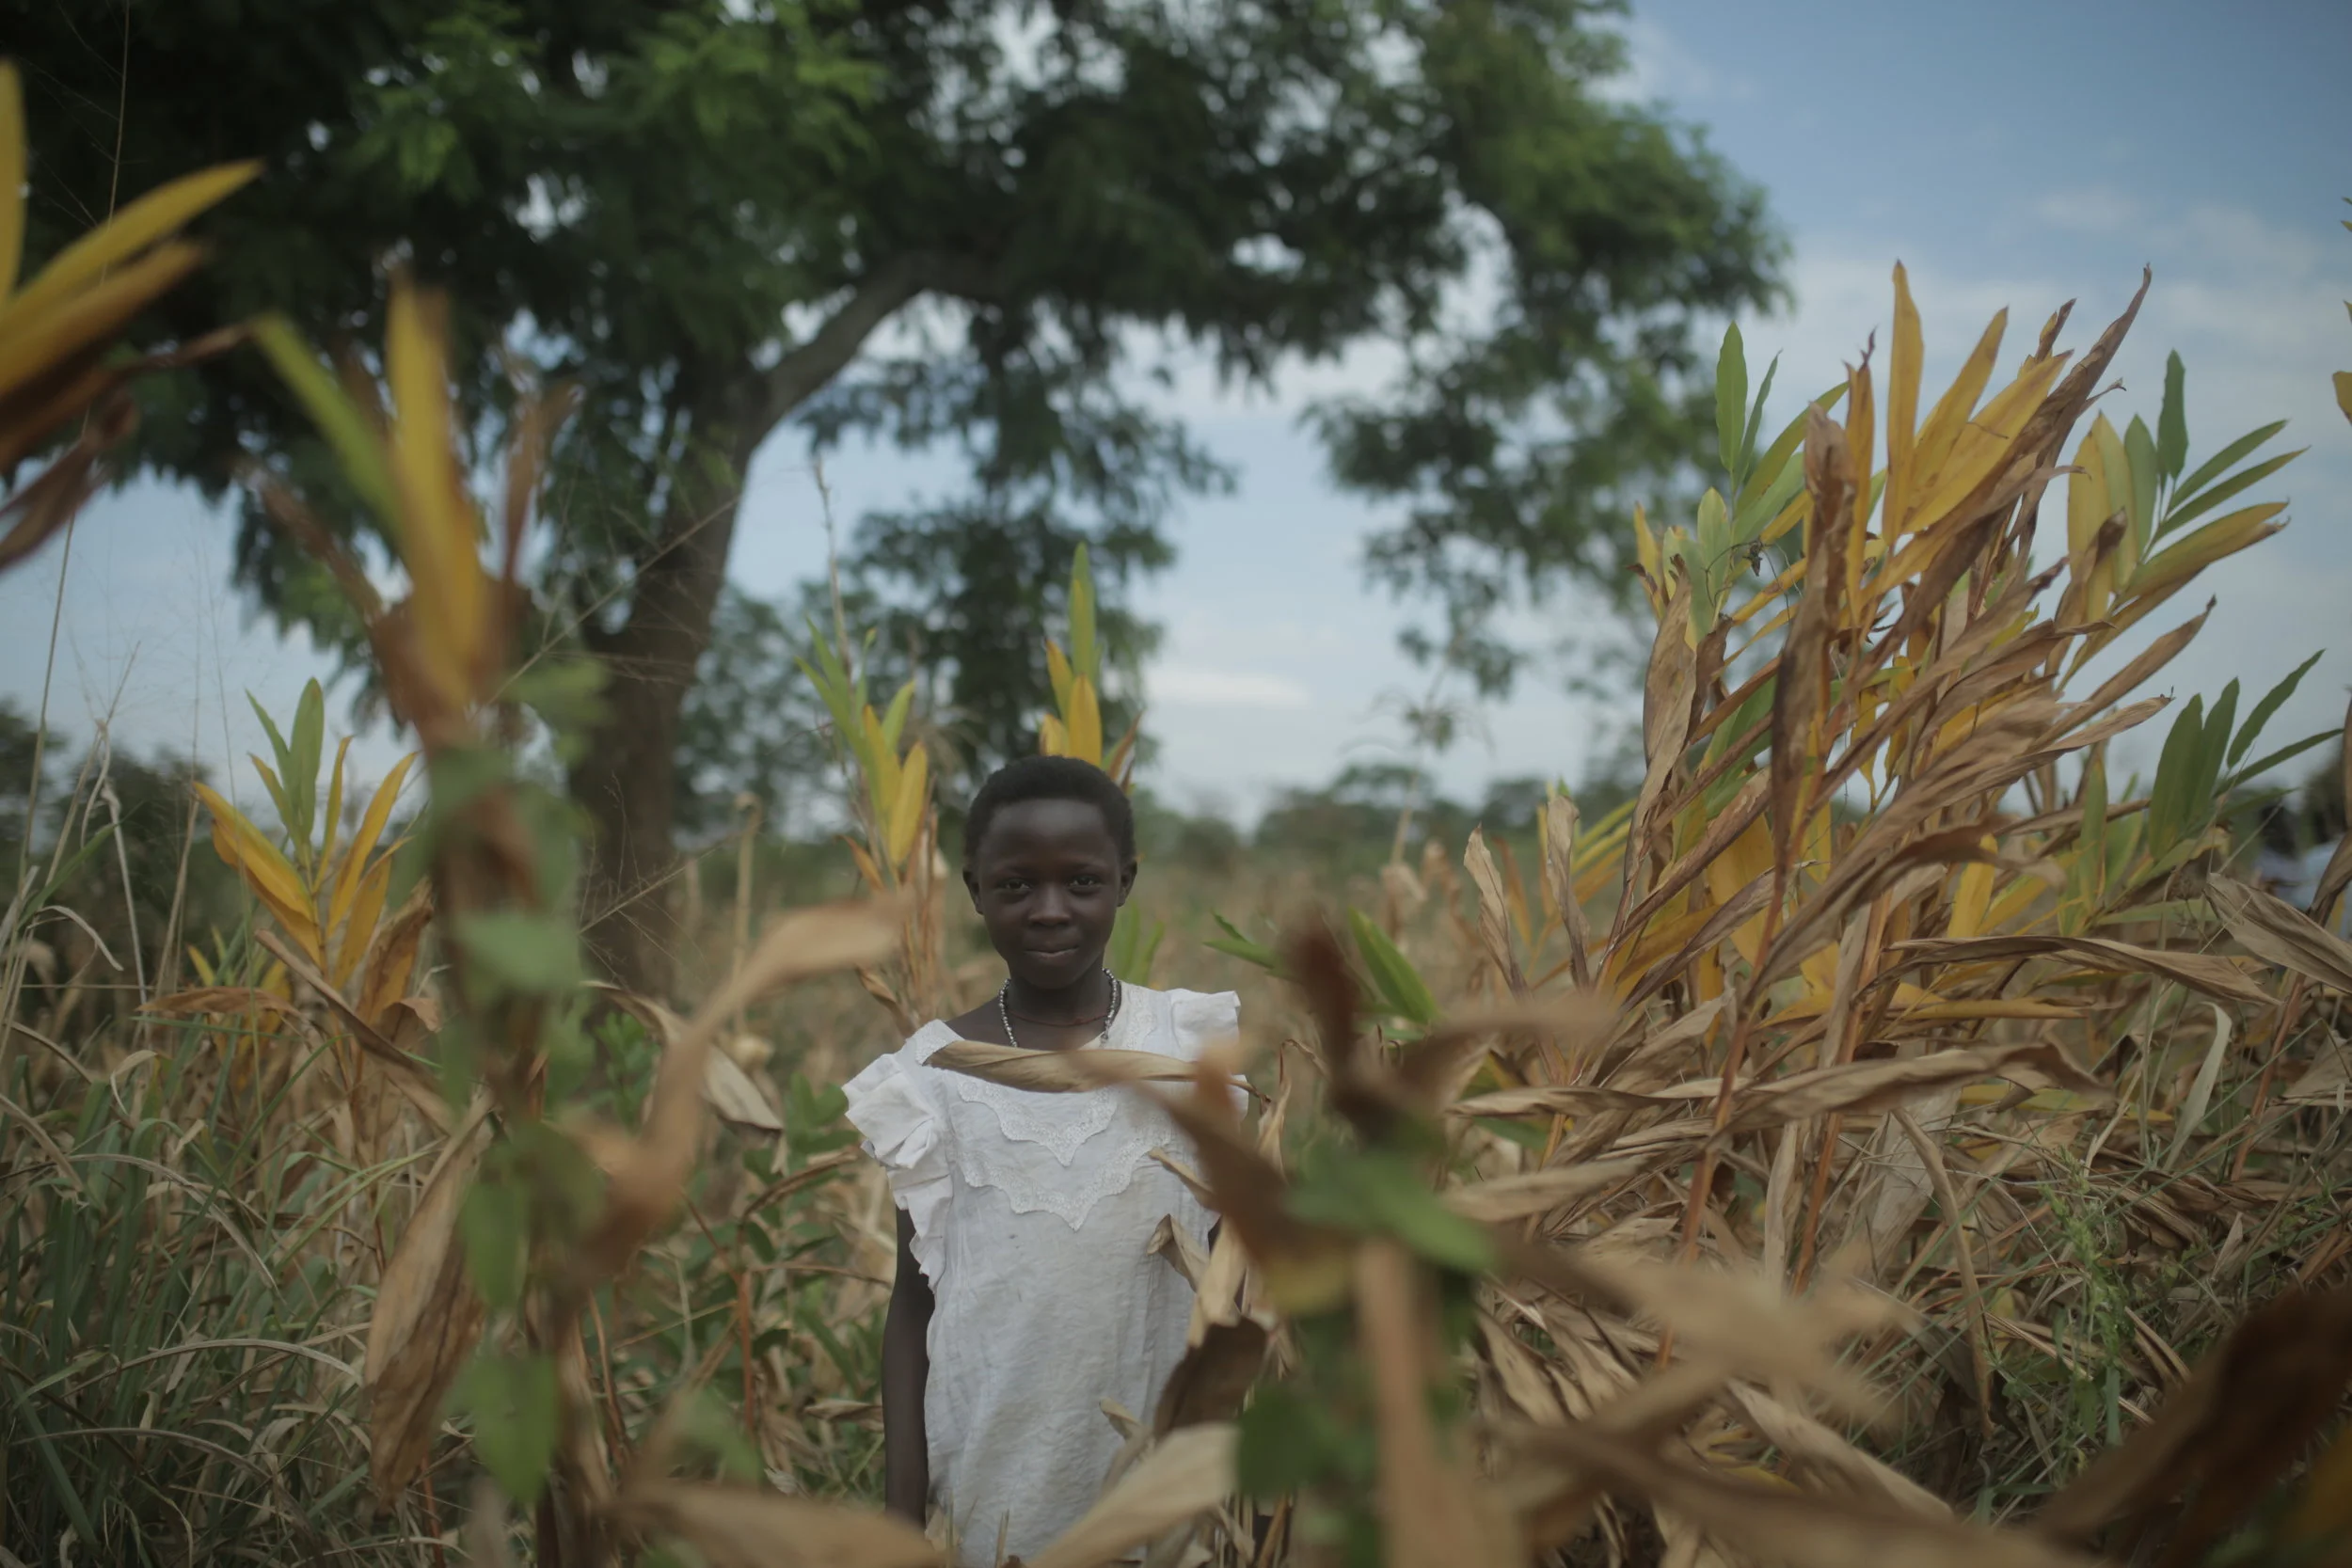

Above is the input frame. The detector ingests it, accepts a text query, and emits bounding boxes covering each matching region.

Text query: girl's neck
[1002,967,1114,1027]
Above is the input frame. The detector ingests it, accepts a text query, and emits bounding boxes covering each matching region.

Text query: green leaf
[289,678,326,853]
[1739,352,1780,484]
[1347,908,1438,1026]
[2123,416,2159,559]
[1207,913,1285,975]
[877,679,914,754]
[1731,448,1806,545]
[1109,905,1165,984]
[2196,680,2239,819]
[1714,324,1748,484]
[2148,694,2204,857]
[2156,352,2188,482]
[2230,649,2324,768]
[1236,1384,1341,1497]
[2223,727,2339,794]
[2160,442,2300,541]
[2170,420,2287,510]
[453,910,586,996]
[1734,379,1846,517]
[1289,1150,1495,1275]
[247,691,296,794]
[452,1354,559,1508]
[459,1177,528,1311]
[251,314,402,528]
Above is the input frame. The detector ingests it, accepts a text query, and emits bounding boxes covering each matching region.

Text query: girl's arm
[882,1205,933,1526]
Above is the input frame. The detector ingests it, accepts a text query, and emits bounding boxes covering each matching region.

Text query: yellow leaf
[1045,639,1075,715]
[1910,309,2009,498]
[885,744,930,868]
[1632,502,1663,612]
[0,64,22,303]
[192,783,325,961]
[0,158,258,328]
[1845,355,1875,540]
[335,852,395,987]
[383,283,482,708]
[1883,262,1923,532]
[1901,351,2066,530]
[1067,674,1103,765]
[330,752,415,933]
[1947,855,1998,941]
[0,241,206,400]
[1039,713,1068,755]
[846,836,889,894]
[2333,369,2352,426]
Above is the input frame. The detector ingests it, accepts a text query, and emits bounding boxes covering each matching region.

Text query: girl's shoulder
[1121,984,1240,1063]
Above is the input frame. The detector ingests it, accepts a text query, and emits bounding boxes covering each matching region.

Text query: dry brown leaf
[579,897,898,1287]
[611,1481,940,1568]
[1770,406,1854,874]
[1497,1240,1899,1421]
[1621,571,1699,918]
[1152,1077,1353,1316]
[2207,875,2352,994]
[1023,1424,1236,1568]
[1887,934,2269,1006]
[1152,1319,1268,1433]
[1446,1157,1650,1222]
[252,929,451,1132]
[1465,828,1528,994]
[1358,1240,1519,1568]
[1724,1384,1950,1519]
[926,1039,1206,1092]
[2281,1036,2352,1106]
[1398,993,1619,1106]
[1725,1039,2108,1134]
[1523,1423,2092,1568]
[704,1050,785,1134]
[1542,794,1596,990]
[362,1101,492,1503]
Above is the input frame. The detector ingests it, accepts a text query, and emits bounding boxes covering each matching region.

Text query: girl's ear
[961,865,982,910]
[1117,858,1138,906]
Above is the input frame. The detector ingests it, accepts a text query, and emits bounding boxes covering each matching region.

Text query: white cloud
[2034,186,2144,237]
[1150,666,1314,710]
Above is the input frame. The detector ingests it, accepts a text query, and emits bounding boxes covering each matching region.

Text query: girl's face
[963,798,1135,992]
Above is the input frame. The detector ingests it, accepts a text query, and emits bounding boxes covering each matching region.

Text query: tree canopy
[11,0,1779,993]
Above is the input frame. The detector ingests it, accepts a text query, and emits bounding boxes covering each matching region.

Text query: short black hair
[963,755,1136,866]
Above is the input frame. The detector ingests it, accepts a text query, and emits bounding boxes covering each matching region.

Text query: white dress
[842,985,1239,1567]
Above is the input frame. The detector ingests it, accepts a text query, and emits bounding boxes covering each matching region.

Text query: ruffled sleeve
[842,1045,953,1286]
[1167,989,1249,1116]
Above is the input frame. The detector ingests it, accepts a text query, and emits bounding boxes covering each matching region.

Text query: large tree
[12,0,1778,995]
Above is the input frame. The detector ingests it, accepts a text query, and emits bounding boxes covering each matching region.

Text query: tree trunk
[564,257,949,998]
[570,384,762,1001]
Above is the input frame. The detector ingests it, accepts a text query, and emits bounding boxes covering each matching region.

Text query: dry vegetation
[5,55,2352,1568]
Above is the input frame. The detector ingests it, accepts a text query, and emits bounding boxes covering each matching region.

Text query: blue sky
[6,0,2348,830]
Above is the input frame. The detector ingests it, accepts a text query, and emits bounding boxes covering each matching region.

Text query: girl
[842,755,1239,1565]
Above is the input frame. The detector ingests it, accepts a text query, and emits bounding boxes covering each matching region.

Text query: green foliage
[0,1054,417,1563]
[10,0,1779,944]
[1347,909,1440,1030]
[452,1353,561,1508]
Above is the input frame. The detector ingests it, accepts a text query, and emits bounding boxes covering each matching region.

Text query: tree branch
[755,252,1001,438]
